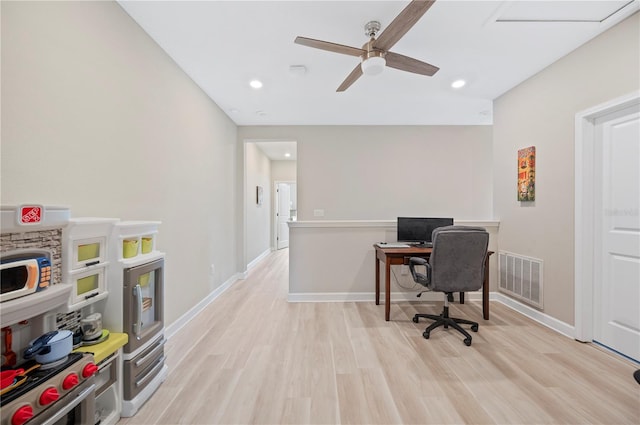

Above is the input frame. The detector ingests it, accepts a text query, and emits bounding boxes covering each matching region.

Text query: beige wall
[239,125,495,297]
[1,1,239,325]
[244,143,272,263]
[239,126,493,221]
[493,12,640,325]
[271,160,297,182]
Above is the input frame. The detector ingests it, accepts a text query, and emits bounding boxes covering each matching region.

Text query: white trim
[289,220,500,229]
[493,293,575,339]
[166,247,276,340]
[574,91,640,342]
[247,248,272,270]
[165,272,243,339]
[274,180,295,250]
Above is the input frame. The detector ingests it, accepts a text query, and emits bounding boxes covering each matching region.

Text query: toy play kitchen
[103,220,167,417]
[1,205,164,424]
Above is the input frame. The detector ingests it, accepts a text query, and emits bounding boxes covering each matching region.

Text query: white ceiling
[118,0,638,128]
[253,140,298,160]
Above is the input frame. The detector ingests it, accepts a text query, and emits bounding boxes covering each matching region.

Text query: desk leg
[459,292,465,304]
[375,257,380,305]
[385,262,391,321]
[483,258,490,320]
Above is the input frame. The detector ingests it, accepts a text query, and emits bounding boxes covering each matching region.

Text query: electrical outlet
[210,264,215,275]
[401,265,409,275]
[313,209,325,217]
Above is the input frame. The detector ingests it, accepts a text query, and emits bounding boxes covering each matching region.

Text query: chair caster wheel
[423,331,430,339]
[471,324,478,332]
[464,337,472,346]
[412,316,419,323]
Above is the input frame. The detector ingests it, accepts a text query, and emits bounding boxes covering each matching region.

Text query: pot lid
[49,330,72,343]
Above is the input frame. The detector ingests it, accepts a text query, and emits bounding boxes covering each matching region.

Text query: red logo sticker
[20,206,42,224]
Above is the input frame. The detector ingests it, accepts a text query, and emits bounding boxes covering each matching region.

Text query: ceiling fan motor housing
[364,20,381,38]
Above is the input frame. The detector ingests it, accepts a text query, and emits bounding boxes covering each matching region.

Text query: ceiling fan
[294,0,440,92]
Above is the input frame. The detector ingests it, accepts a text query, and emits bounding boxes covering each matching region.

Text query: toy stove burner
[0,352,96,425]
[0,352,85,406]
[38,355,69,370]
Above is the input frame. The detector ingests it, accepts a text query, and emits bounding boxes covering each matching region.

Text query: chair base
[413,305,478,346]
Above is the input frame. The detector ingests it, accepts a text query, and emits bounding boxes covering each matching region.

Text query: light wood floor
[120,248,639,425]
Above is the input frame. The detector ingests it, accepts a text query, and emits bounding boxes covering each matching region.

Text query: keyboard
[376,243,411,248]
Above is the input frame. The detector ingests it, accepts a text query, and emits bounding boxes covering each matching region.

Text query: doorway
[275,181,296,249]
[242,140,297,270]
[575,91,640,362]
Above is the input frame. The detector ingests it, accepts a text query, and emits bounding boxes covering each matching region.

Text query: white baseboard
[492,292,575,339]
[165,272,243,339]
[165,249,274,340]
[287,291,574,339]
[247,248,272,271]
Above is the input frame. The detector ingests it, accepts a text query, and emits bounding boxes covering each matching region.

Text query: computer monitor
[397,217,454,245]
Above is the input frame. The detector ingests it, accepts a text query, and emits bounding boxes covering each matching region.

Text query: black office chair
[409,226,489,346]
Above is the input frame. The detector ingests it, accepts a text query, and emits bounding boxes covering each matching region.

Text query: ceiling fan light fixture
[361,56,386,76]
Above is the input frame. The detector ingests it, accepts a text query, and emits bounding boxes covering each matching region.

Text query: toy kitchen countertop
[74,332,128,363]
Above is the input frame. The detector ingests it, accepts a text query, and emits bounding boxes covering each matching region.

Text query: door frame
[574,90,640,342]
[274,180,295,250]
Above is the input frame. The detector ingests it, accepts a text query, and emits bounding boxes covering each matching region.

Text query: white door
[593,106,640,361]
[276,183,291,249]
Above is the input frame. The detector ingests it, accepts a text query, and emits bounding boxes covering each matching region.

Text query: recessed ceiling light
[229,108,239,114]
[451,79,466,89]
[256,110,267,116]
[284,152,291,158]
[249,79,263,89]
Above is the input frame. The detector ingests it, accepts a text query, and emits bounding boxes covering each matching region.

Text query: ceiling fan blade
[295,36,365,57]
[373,0,436,52]
[385,51,439,76]
[337,64,363,92]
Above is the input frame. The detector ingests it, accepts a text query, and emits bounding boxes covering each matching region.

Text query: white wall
[493,12,639,325]
[1,1,239,325]
[244,143,272,263]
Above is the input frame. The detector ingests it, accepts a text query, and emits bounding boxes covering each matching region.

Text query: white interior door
[276,183,291,249]
[593,105,640,361]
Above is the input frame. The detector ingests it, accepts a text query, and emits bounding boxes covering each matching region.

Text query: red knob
[62,373,79,390]
[82,363,98,378]
[39,387,59,406]
[11,405,33,425]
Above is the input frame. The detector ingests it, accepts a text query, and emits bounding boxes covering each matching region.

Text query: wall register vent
[498,251,543,309]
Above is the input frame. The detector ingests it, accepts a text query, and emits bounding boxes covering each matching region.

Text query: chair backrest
[428,226,489,293]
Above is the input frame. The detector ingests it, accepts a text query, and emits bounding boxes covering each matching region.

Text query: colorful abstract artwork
[518,146,536,201]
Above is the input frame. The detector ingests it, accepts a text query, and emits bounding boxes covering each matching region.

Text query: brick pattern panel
[0,229,63,285]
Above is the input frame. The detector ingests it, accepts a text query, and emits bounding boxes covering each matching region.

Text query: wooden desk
[374,244,493,321]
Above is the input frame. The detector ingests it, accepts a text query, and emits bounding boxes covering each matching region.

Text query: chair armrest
[409,257,430,286]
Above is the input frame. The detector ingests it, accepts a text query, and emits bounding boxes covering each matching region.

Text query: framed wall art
[518,146,536,201]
